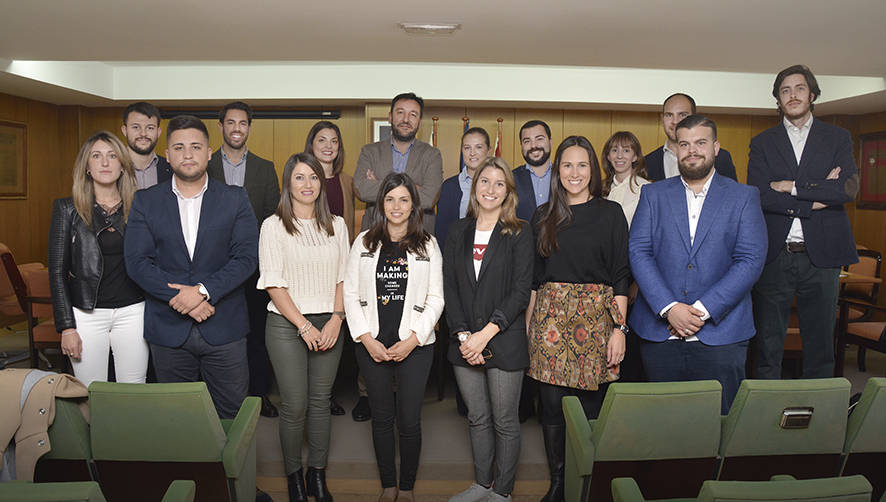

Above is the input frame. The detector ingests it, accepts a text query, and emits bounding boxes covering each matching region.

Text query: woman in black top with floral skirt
[526,136,631,502]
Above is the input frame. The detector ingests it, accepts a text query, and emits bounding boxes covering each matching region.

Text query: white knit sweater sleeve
[257,216,288,290]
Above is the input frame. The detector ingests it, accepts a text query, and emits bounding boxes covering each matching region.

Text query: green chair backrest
[162,480,197,502]
[592,380,722,461]
[720,378,850,457]
[697,475,872,502]
[0,481,106,501]
[44,397,91,460]
[88,381,226,462]
[844,377,886,454]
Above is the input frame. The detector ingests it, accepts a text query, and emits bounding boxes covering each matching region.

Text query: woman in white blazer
[343,172,443,502]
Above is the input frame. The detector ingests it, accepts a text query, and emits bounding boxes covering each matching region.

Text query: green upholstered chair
[0,480,198,502]
[0,480,106,501]
[87,381,260,502]
[162,480,197,502]
[718,378,850,481]
[841,377,886,501]
[564,380,722,502]
[610,475,872,502]
[34,396,94,483]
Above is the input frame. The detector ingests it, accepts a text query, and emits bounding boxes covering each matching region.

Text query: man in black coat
[645,93,737,182]
[207,101,281,418]
[747,65,859,379]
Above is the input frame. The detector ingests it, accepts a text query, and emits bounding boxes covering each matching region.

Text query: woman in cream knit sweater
[257,152,349,502]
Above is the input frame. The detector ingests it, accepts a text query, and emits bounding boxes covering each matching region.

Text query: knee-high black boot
[540,424,565,502]
[287,469,308,502]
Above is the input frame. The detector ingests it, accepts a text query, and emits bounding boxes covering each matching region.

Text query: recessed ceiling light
[398,22,461,35]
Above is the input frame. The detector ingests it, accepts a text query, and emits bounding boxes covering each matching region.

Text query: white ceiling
[1,0,885,113]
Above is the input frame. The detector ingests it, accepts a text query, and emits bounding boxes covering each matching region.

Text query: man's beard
[392,127,417,143]
[678,155,714,180]
[128,137,157,156]
[523,148,550,167]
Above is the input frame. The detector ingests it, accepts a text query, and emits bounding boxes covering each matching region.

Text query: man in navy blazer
[630,115,766,413]
[748,65,859,379]
[645,93,738,182]
[512,120,554,222]
[125,115,258,419]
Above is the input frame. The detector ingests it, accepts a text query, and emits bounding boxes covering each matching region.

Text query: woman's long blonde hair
[467,157,523,236]
[72,131,138,226]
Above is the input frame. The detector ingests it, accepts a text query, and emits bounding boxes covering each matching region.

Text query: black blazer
[513,165,541,222]
[157,155,173,184]
[207,150,280,226]
[443,218,533,370]
[645,146,738,182]
[747,119,859,267]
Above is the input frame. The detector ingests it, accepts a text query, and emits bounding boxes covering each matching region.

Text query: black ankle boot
[287,469,308,502]
[306,466,333,502]
[539,424,565,502]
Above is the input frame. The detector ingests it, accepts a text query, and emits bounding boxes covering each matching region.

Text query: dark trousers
[245,273,272,395]
[640,338,748,414]
[537,380,608,425]
[752,249,841,379]
[356,343,433,491]
[150,325,249,419]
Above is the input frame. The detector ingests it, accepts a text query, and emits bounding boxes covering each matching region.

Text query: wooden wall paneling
[563,110,612,157]
[416,106,463,179]
[26,100,61,263]
[80,107,124,144]
[335,107,366,177]
[708,114,752,183]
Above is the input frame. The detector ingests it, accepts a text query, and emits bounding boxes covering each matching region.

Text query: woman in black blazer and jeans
[443,157,533,502]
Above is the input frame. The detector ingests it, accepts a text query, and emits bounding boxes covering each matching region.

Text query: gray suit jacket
[207,149,280,227]
[353,139,443,233]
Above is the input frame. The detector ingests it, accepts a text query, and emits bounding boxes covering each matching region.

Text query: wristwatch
[197,283,209,301]
[615,324,630,335]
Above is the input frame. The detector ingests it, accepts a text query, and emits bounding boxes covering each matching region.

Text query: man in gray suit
[354,92,443,234]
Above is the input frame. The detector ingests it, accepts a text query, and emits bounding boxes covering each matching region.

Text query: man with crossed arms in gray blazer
[354,92,443,234]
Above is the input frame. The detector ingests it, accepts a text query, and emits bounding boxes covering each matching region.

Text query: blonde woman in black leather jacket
[49,131,146,386]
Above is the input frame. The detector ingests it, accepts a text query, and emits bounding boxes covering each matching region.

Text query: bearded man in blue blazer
[630,115,767,413]
[125,115,258,419]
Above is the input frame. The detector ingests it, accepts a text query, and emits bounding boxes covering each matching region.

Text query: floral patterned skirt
[527,282,624,391]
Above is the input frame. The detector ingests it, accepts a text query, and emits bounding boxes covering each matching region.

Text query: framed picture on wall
[372,119,391,143]
[0,121,27,199]
[858,131,886,210]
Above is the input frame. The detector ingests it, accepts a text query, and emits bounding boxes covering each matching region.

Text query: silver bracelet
[299,320,313,337]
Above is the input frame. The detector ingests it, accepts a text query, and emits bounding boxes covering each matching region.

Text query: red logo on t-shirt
[473,244,487,261]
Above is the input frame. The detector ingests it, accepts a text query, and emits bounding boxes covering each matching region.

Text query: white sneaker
[485,492,512,502]
[448,483,493,502]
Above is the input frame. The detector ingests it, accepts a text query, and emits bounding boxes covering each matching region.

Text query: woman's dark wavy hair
[536,135,602,257]
[362,172,430,257]
[275,152,335,236]
[304,121,345,176]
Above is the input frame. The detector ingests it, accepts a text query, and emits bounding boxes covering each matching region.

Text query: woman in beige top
[601,131,650,229]
[258,152,349,502]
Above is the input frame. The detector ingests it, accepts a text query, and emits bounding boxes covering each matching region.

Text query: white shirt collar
[783,115,813,133]
[680,172,715,197]
[172,174,209,200]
